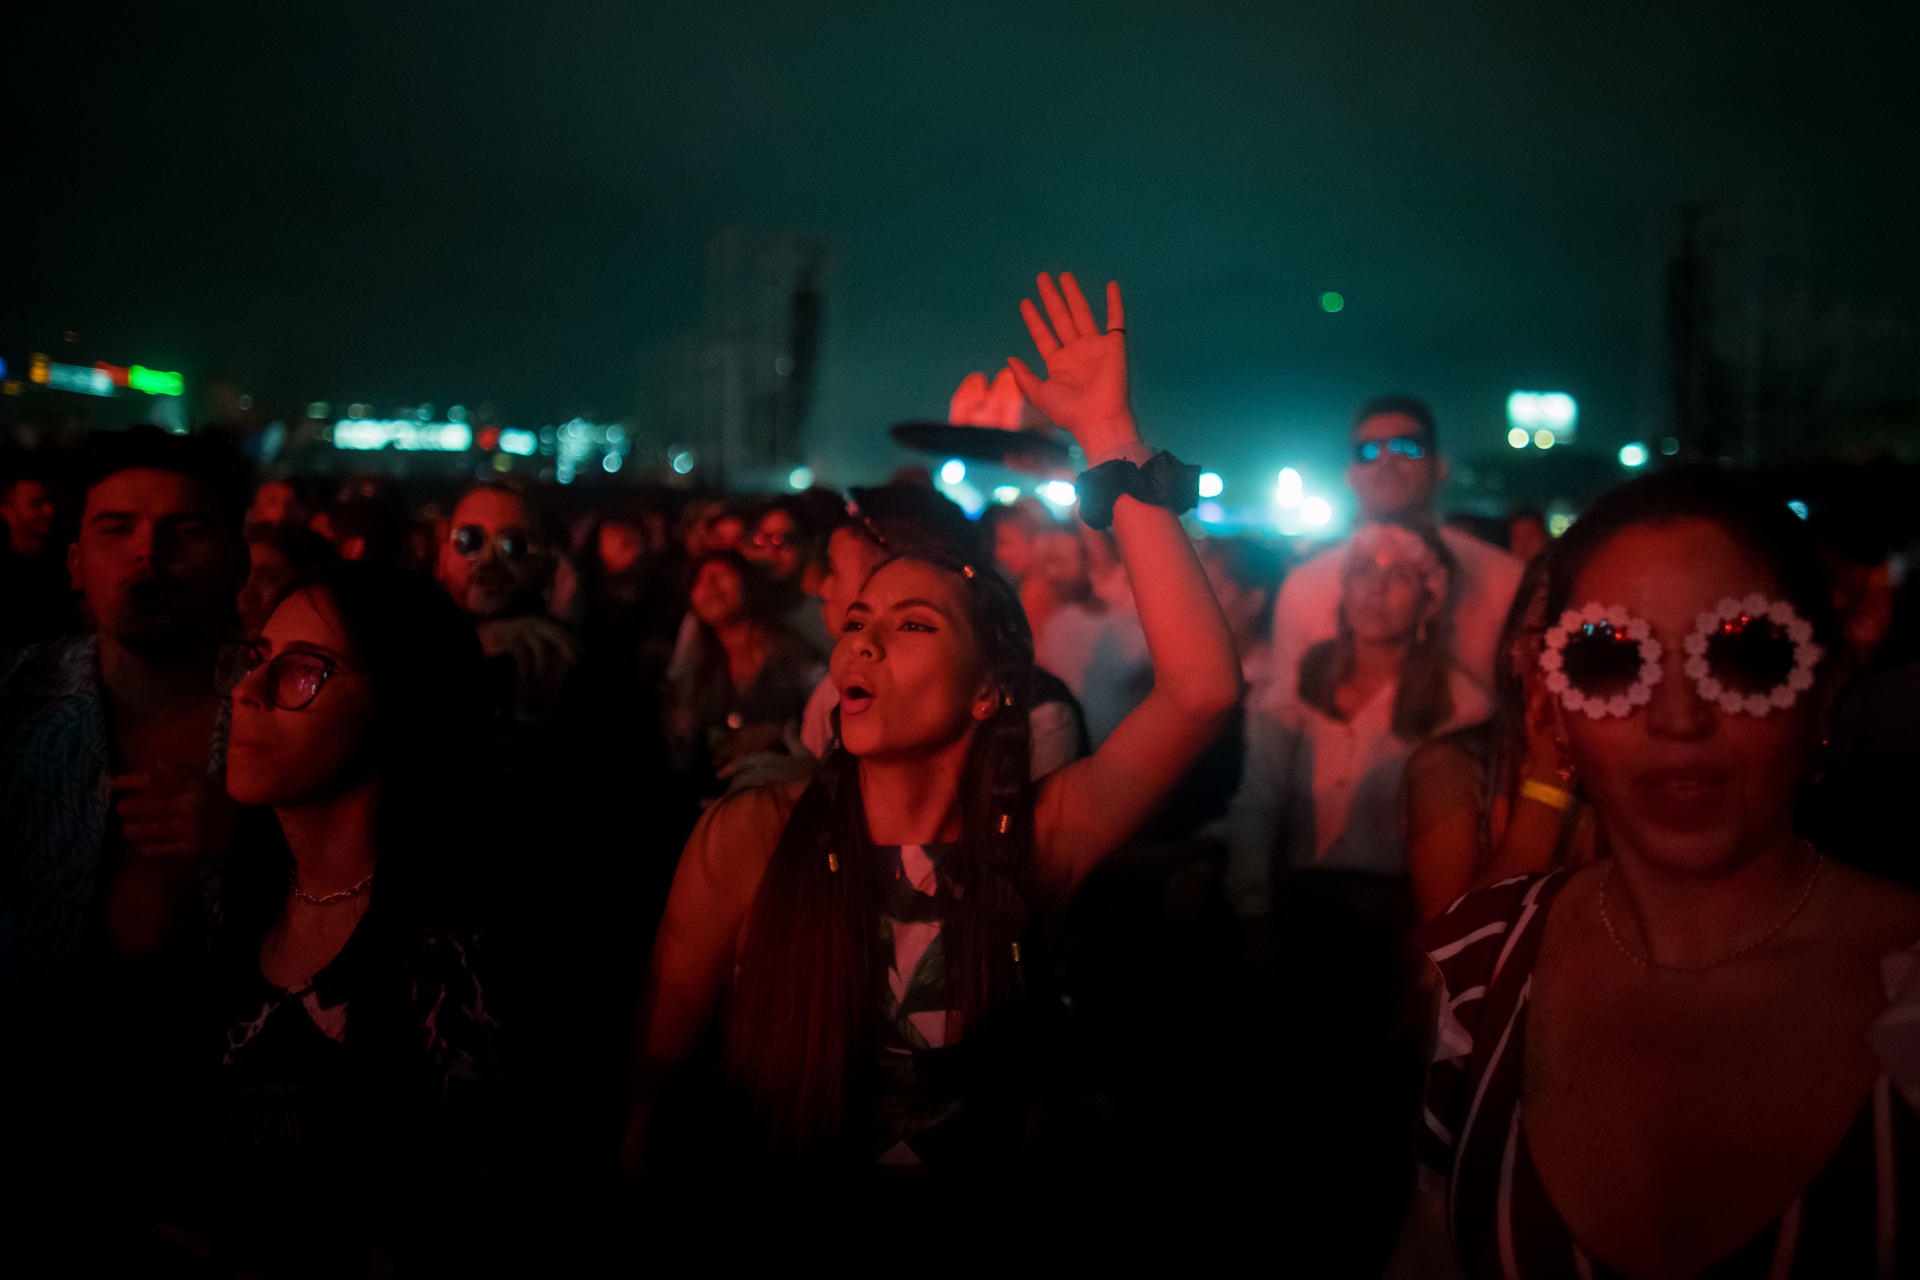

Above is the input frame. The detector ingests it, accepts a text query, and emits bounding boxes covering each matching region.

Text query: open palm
[1007,272,1134,457]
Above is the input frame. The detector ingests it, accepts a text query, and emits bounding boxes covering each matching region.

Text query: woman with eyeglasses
[149,562,505,1270]
[1398,468,1920,1278]
[625,273,1241,1171]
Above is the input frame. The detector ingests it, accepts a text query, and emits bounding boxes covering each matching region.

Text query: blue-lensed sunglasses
[1353,434,1428,464]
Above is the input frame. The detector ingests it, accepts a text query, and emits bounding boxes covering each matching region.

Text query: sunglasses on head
[1539,595,1822,720]
[1353,434,1428,465]
[216,641,350,711]
[450,525,534,561]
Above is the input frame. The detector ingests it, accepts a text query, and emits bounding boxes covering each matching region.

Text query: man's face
[2,480,57,558]
[247,480,302,528]
[814,526,888,638]
[744,509,802,582]
[598,521,645,576]
[69,468,241,654]
[437,490,550,620]
[1347,412,1440,522]
[993,518,1037,581]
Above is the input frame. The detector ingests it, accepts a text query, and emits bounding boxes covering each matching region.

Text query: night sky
[9,0,1916,503]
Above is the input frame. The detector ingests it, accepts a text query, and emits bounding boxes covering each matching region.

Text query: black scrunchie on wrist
[1074,450,1202,531]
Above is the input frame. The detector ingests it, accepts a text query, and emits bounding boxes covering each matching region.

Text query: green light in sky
[1319,291,1345,313]
[129,365,184,396]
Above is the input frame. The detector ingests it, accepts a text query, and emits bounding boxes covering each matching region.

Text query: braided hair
[722,548,1035,1156]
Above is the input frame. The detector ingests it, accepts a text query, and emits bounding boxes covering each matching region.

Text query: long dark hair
[221,562,490,946]
[1298,520,1459,741]
[722,550,1034,1153]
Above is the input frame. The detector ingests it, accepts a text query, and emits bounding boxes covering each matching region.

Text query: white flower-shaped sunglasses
[1539,594,1823,721]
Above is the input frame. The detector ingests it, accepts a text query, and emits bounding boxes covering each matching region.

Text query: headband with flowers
[1345,523,1449,605]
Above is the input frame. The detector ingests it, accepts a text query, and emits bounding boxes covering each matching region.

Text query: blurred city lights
[1197,500,1226,524]
[1659,436,1681,456]
[788,466,814,490]
[940,458,967,485]
[992,485,1021,505]
[448,405,468,423]
[1319,291,1345,314]
[1507,427,1530,449]
[1548,513,1574,536]
[1533,429,1555,450]
[1275,467,1304,508]
[1038,480,1077,508]
[498,429,537,456]
[1619,442,1649,468]
[1788,500,1810,520]
[127,365,184,397]
[333,418,472,451]
[307,401,330,419]
[1198,471,1224,498]
[603,454,623,473]
[1508,391,1578,433]
[670,450,695,474]
[1302,496,1333,528]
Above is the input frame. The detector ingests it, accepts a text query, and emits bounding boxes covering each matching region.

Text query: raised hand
[1006,272,1137,459]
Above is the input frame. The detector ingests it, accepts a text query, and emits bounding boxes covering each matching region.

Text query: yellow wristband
[1519,779,1575,812]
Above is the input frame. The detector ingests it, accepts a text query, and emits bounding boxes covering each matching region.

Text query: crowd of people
[5,272,1920,1274]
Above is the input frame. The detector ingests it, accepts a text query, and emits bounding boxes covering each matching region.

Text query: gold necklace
[1599,848,1824,973]
[290,869,375,907]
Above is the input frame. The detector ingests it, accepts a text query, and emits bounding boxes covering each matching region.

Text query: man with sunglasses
[436,481,580,727]
[1263,395,1525,709]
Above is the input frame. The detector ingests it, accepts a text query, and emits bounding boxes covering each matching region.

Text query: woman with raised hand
[1399,467,1920,1278]
[626,272,1241,1170]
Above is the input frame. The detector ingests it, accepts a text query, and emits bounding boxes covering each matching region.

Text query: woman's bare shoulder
[1820,858,1920,953]
[684,778,810,895]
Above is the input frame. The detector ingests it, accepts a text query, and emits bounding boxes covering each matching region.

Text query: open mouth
[840,679,875,715]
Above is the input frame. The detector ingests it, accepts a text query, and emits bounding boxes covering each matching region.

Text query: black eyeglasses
[450,524,535,560]
[216,641,351,711]
[1353,434,1429,465]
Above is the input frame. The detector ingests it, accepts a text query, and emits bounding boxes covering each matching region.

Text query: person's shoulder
[1405,731,1483,787]
[1821,859,1920,957]
[1417,869,1563,960]
[1440,527,1525,581]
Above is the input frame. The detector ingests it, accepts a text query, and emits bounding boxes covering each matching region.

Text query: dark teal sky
[9,0,1916,504]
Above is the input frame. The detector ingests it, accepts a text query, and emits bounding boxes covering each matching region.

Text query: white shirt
[1263,526,1524,712]
[1225,668,1491,918]
[1036,601,1151,749]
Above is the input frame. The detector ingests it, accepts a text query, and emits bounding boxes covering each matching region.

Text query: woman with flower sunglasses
[1398,467,1920,1278]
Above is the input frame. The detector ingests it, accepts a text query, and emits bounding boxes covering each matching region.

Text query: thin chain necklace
[1599,847,1824,973]
[290,869,375,907]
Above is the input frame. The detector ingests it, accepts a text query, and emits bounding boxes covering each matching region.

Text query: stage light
[1275,467,1303,508]
[1302,496,1333,528]
[1319,291,1345,313]
[788,466,814,490]
[1508,427,1530,449]
[1533,429,1555,450]
[992,486,1021,505]
[1619,442,1649,468]
[1198,471,1224,498]
[940,458,966,485]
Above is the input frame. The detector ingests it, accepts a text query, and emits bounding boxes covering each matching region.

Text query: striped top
[1418,871,1920,1278]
